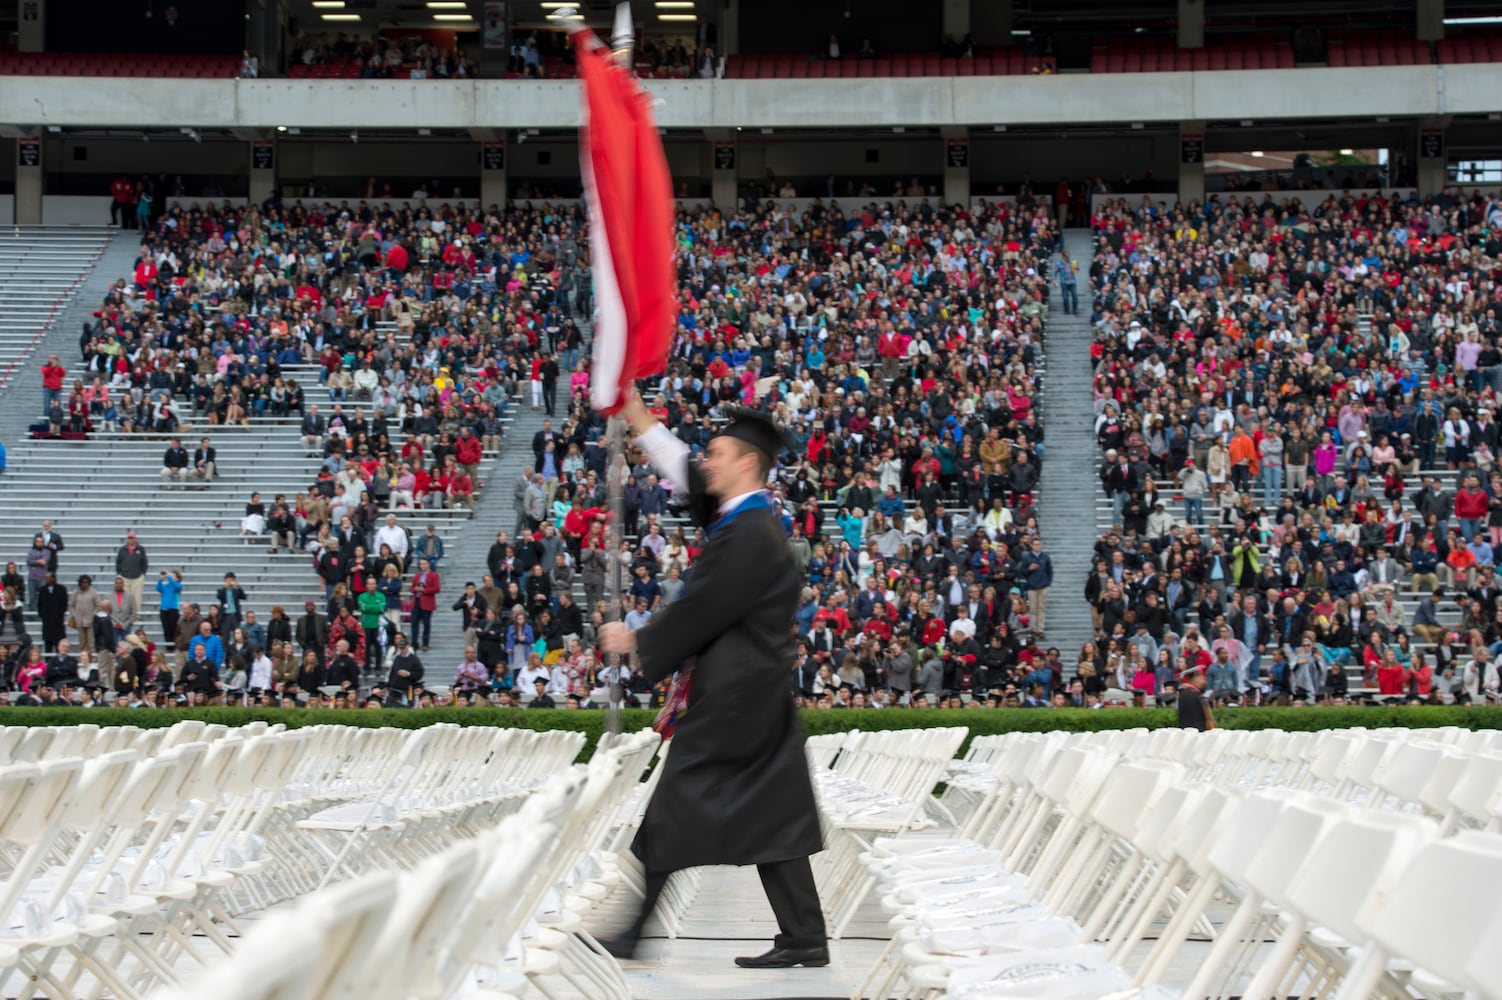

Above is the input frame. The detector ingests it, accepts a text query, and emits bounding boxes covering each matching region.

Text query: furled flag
[571,8,676,414]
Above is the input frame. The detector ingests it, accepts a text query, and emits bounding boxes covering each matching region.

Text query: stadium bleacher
[0,51,239,78]
[723,49,1056,79]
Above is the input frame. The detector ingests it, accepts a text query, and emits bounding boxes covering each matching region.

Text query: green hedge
[3,706,1500,761]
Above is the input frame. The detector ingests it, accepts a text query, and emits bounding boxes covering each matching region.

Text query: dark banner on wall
[47,0,243,53]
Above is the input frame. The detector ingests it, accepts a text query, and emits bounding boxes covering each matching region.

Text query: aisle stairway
[1034,229,1099,657]
[0,410,506,676]
[0,227,116,418]
[421,369,563,663]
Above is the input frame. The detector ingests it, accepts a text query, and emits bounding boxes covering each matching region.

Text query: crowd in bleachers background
[2,187,1083,711]
[282,29,717,81]
[1084,186,1502,710]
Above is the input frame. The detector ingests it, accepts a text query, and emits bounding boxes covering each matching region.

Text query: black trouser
[629,857,825,949]
[160,608,180,650]
[542,380,557,415]
[364,627,382,672]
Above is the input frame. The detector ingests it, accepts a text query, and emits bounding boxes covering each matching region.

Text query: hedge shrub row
[3,706,1499,761]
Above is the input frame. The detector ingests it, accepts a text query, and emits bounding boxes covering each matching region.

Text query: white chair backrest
[1363,830,1502,996]
[305,871,403,1000]
[1283,810,1439,945]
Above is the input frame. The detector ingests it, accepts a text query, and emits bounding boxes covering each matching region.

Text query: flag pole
[603,2,636,735]
[558,3,634,735]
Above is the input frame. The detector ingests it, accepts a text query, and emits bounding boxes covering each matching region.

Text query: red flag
[573,29,676,414]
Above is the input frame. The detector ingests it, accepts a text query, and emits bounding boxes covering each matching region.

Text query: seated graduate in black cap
[597,391,828,969]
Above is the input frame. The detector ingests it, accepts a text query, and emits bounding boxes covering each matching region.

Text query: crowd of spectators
[291,32,475,80]
[283,30,714,82]
[8,189,1072,710]
[20,179,1502,716]
[1082,186,1502,709]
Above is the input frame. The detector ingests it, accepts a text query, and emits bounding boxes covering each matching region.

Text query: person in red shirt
[384,241,409,274]
[876,326,907,379]
[454,427,484,483]
[40,354,66,421]
[409,558,441,651]
[1376,648,1411,699]
[133,255,157,290]
[446,470,475,515]
[109,175,134,228]
[1455,474,1489,543]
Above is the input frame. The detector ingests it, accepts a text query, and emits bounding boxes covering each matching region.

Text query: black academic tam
[631,496,822,872]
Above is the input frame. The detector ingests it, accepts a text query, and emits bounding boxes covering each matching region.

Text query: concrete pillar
[1179,122,1205,205]
[249,141,276,206]
[721,0,739,56]
[710,135,737,210]
[942,0,970,42]
[17,0,44,53]
[970,0,1011,47]
[1416,0,1444,42]
[16,136,42,225]
[941,129,969,208]
[1178,0,1205,49]
[1416,118,1448,196]
[246,0,285,76]
[480,141,508,211]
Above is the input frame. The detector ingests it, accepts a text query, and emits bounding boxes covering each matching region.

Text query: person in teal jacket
[837,507,865,548]
[155,569,183,652]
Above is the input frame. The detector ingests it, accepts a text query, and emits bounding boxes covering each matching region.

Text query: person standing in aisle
[1052,249,1079,315]
[410,558,440,651]
[1019,537,1054,639]
[115,532,148,616]
[598,394,827,969]
[155,569,183,651]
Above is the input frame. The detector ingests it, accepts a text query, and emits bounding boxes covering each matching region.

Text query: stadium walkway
[1035,229,1100,659]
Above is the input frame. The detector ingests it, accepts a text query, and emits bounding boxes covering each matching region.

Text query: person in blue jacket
[155,569,183,652]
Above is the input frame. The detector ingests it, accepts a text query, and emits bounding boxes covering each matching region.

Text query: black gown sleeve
[633,516,782,684]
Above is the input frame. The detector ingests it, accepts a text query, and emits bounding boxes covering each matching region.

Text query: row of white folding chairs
[852,727,1502,998]
[938,725,1502,842]
[0,721,276,767]
[0,733,309,999]
[160,728,666,1000]
[289,726,586,889]
[811,727,970,939]
[244,726,584,906]
[0,723,590,997]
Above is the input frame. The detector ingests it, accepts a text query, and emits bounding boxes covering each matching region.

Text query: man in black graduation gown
[598,394,827,969]
[1177,665,1216,732]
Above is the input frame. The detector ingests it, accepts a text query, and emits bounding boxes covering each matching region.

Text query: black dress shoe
[593,932,640,960]
[733,945,830,969]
